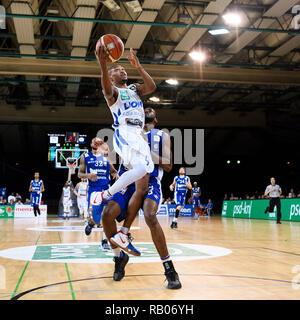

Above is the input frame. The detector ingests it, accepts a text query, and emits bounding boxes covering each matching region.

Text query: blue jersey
[175,175,189,193]
[30,179,43,207]
[84,152,110,189]
[146,128,164,181]
[31,179,43,195]
[192,187,200,196]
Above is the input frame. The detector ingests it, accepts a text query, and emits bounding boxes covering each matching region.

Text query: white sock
[121,227,129,234]
[102,232,107,241]
[104,163,147,198]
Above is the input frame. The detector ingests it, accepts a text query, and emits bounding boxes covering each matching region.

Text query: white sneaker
[110,231,141,256]
[90,191,107,206]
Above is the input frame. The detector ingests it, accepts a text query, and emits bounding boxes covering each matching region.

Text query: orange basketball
[96,34,124,63]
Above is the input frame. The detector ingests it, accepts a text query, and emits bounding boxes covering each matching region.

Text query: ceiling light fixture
[208,28,230,35]
[149,96,160,102]
[125,0,142,13]
[223,12,242,26]
[166,79,178,85]
[189,51,206,62]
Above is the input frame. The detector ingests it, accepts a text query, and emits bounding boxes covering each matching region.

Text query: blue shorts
[145,176,162,207]
[31,193,41,207]
[193,196,201,207]
[174,191,186,206]
[88,185,108,224]
[110,183,136,223]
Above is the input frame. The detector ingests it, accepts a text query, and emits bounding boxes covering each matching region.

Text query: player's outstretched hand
[170,185,174,192]
[128,48,141,69]
[95,44,109,65]
[111,171,119,181]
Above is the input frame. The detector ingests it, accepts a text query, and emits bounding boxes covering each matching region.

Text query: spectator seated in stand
[0,196,3,204]
[24,198,31,205]
[16,199,23,205]
[288,188,296,198]
[164,197,172,204]
[9,199,14,205]
[297,191,300,198]
[15,193,22,202]
[7,192,16,204]
[2,199,7,205]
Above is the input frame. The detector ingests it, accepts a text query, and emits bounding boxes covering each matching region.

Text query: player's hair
[108,64,122,74]
[179,167,186,173]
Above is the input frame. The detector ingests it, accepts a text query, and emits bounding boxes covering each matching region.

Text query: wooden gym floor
[0,215,300,300]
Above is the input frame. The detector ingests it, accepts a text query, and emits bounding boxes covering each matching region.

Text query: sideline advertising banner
[14,205,47,218]
[139,204,194,217]
[222,199,300,222]
[0,205,14,218]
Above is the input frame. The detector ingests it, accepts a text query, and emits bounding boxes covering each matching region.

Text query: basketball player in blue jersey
[78,137,118,250]
[101,108,181,289]
[93,44,156,247]
[192,182,201,219]
[170,167,192,229]
[29,172,45,217]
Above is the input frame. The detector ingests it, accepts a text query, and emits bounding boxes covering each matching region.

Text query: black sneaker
[101,239,110,250]
[85,223,94,236]
[165,270,182,289]
[277,221,281,224]
[113,252,129,281]
[174,222,178,229]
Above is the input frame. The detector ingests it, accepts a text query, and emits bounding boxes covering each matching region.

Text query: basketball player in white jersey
[93,44,156,246]
[74,178,88,224]
[62,181,72,220]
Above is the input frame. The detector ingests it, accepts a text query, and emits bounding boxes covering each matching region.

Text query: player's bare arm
[186,177,192,190]
[78,155,97,181]
[40,182,45,193]
[95,44,118,105]
[29,182,32,193]
[128,48,156,96]
[170,178,176,191]
[73,183,80,197]
[150,132,172,173]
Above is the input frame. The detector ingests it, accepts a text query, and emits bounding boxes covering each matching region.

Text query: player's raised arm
[95,44,118,104]
[128,48,156,96]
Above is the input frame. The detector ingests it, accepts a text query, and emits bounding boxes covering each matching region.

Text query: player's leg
[102,200,129,281]
[171,193,182,229]
[143,197,181,289]
[92,130,153,204]
[276,199,282,223]
[124,174,149,228]
[108,184,141,257]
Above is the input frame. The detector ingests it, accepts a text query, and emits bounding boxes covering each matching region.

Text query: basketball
[96,34,124,63]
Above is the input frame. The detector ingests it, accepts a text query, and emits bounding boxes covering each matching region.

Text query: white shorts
[113,125,154,173]
[77,197,88,210]
[63,198,72,208]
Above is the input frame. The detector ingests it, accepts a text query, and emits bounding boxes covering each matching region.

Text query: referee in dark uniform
[264,177,282,224]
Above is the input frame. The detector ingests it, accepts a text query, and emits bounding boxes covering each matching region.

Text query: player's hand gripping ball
[96,34,124,63]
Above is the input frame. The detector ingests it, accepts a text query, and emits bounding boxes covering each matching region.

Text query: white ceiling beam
[222,0,300,63]
[168,0,232,61]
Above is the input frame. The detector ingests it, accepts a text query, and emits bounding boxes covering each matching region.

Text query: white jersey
[107,84,145,129]
[78,182,88,197]
[63,187,71,198]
